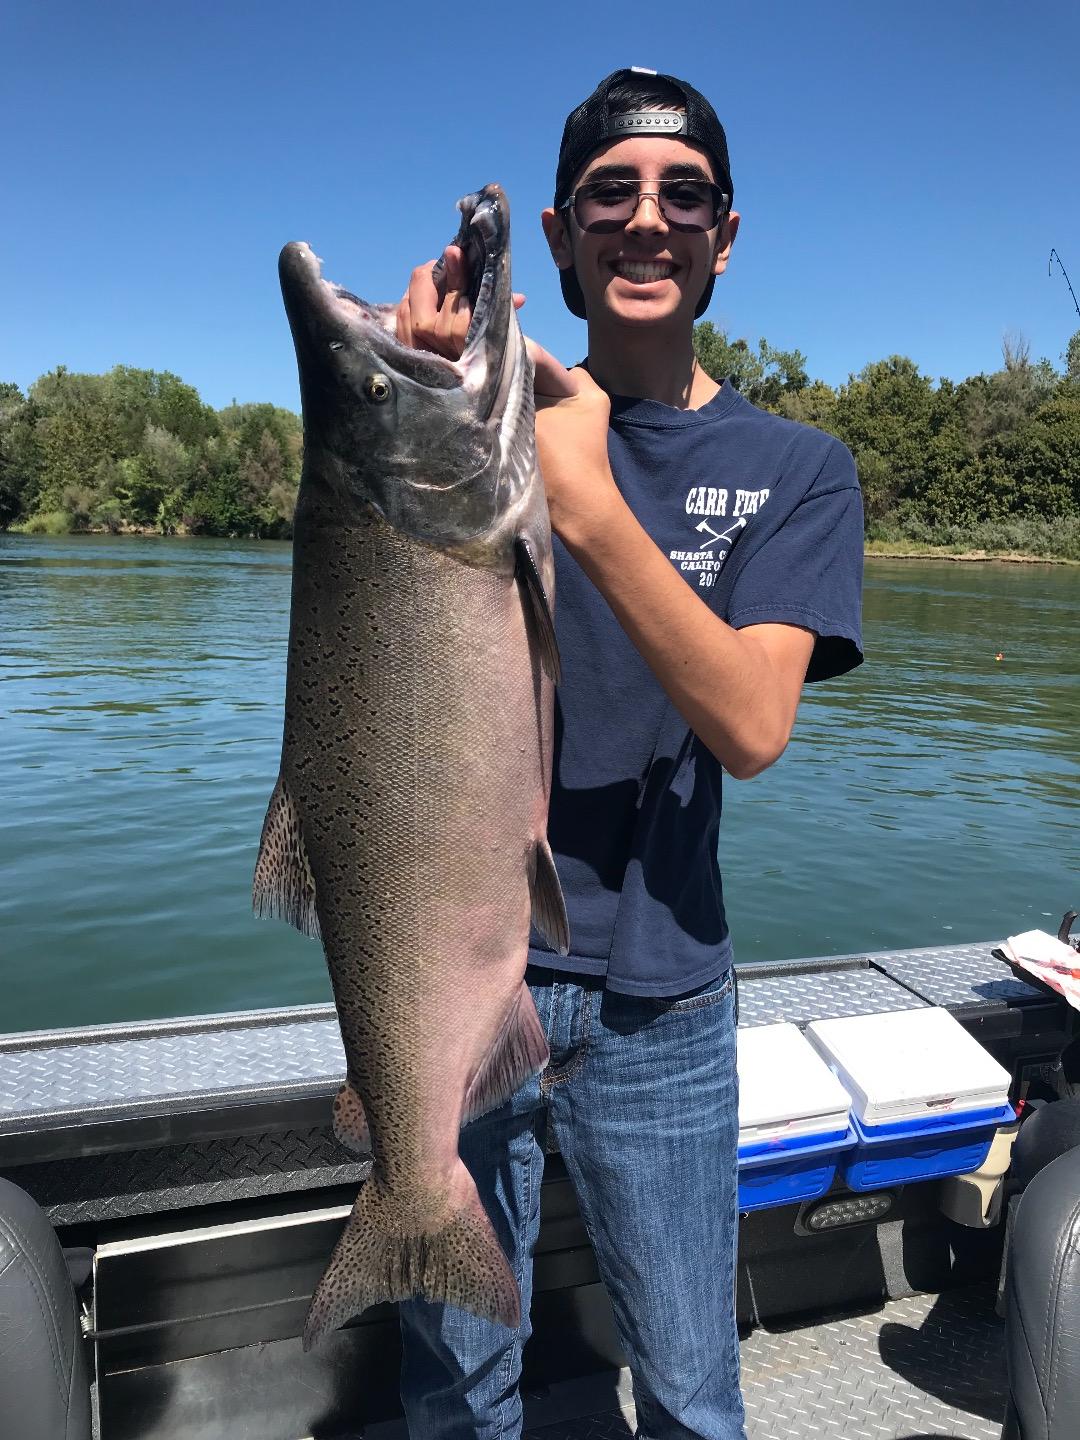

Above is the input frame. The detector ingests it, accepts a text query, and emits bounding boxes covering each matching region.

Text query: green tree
[1064,329,1080,386]
[693,324,808,408]
[0,383,31,525]
[990,393,1080,517]
[28,369,122,518]
[105,367,219,453]
[829,357,937,521]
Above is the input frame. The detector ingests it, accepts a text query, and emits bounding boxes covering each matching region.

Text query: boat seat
[0,1177,92,1440]
[1002,1141,1080,1438]
[1009,1097,1080,1192]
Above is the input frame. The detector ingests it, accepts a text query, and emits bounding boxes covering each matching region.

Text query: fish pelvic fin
[515,535,561,686]
[252,775,321,939]
[302,1174,520,1350]
[462,984,549,1125]
[332,1079,371,1155]
[529,837,570,956]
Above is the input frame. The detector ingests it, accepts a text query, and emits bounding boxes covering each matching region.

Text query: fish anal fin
[529,837,569,956]
[302,1171,520,1350]
[462,984,550,1126]
[515,536,561,685]
[252,774,321,939]
[332,1080,371,1155]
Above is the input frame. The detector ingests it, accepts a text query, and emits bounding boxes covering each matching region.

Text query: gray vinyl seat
[0,1177,92,1440]
[1002,1141,1080,1438]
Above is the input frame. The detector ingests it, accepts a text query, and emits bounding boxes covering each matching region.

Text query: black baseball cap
[553,67,734,321]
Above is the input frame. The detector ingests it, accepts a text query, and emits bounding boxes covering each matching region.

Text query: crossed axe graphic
[695,516,748,550]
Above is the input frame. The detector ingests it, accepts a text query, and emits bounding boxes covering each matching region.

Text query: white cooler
[736,1023,854,1211]
[804,1007,1014,1191]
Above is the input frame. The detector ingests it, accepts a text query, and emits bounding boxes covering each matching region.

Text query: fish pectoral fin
[303,1171,520,1350]
[462,984,550,1125]
[529,837,570,956]
[332,1080,372,1155]
[252,774,321,939]
[515,535,561,685]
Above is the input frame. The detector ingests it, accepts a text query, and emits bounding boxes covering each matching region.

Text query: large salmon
[254,186,568,1351]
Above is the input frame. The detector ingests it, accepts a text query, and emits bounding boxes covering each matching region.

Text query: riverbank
[7,524,1080,566]
[865,540,1080,565]
[864,516,1080,565]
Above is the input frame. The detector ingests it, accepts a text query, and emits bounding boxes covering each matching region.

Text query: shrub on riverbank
[865,514,1080,561]
[15,510,77,537]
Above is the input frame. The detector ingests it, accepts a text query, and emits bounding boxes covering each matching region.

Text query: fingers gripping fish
[254,186,568,1351]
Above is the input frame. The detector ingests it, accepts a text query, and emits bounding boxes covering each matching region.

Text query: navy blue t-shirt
[528,380,864,996]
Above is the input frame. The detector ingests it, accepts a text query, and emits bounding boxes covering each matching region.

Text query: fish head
[280,185,534,554]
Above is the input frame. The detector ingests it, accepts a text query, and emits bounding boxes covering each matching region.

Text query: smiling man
[394,68,864,1440]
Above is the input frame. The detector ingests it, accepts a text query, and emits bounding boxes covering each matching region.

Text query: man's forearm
[556,482,806,779]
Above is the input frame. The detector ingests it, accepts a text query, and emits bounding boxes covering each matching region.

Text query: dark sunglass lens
[658,181,717,231]
[575,181,637,232]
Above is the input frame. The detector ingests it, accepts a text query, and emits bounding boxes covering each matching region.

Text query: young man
[394,68,863,1440]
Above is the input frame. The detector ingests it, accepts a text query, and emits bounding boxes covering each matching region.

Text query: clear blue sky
[3,1,1078,412]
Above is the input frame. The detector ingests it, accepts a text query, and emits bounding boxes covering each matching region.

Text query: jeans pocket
[656,970,735,1014]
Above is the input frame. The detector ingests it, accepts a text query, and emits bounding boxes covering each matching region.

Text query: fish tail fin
[302,1173,520,1351]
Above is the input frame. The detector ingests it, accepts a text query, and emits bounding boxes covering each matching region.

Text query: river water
[1,534,1076,1033]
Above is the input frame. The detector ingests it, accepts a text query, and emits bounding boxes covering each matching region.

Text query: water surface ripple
[1,536,1077,1030]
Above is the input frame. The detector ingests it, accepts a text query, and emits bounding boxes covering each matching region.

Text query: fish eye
[364,374,392,404]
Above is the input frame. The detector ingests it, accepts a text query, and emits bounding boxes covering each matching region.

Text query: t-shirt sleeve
[725,441,864,682]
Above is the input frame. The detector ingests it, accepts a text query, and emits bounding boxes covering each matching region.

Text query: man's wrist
[546,462,623,552]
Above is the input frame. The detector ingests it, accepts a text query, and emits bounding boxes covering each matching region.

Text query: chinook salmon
[254,185,568,1351]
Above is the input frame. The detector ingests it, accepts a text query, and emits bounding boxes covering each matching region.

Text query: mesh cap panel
[554,70,732,208]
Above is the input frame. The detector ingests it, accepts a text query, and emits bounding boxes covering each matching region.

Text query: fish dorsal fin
[515,536,561,686]
[252,774,321,939]
[529,836,569,956]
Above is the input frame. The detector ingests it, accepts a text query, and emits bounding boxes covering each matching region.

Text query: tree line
[0,367,300,538]
[693,326,1080,558]
[2,329,1079,555]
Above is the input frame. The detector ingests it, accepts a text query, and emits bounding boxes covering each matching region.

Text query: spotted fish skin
[254,186,567,1349]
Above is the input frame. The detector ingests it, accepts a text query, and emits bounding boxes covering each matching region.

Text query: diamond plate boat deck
[1,940,1073,1440]
[0,941,1053,1168]
[513,1287,1007,1440]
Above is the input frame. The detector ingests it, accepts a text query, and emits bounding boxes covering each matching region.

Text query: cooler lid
[737,1022,852,1132]
[805,1007,1011,1123]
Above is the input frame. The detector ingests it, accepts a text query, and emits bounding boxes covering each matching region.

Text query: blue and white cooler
[804,1007,1015,1192]
[737,1023,855,1212]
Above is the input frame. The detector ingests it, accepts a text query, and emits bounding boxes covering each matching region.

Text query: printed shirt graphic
[676,480,769,575]
[529,381,864,996]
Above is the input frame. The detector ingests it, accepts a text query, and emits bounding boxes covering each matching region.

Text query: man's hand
[528,344,618,546]
[396,245,524,358]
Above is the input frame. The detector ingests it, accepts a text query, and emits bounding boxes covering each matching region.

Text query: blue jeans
[399,966,746,1440]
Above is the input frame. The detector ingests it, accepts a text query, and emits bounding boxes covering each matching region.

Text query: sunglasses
[563,178,730,234]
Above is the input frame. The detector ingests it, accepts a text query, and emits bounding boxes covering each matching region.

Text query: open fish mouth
[279,184,514,418]
[454,186,509,358]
